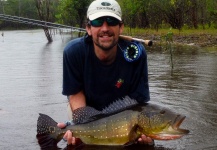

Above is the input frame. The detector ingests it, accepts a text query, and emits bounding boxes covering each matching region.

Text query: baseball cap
[87,0,122,21]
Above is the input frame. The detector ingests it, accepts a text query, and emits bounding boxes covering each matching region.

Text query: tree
[35,0,59,42]
[145,0,164,31]
[57,0,92,29]
[0,0,39,29]
[152,0,188,31]
[206,0,217,28]
[121,0,138,29]
[1,0,216,31]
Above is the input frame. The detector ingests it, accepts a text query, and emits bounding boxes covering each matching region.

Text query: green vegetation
[57,0,92,29]
[1,0,217,31]
[0,0,216,46]
[123,26,217,36]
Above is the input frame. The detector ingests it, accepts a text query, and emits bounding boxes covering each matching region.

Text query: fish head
[137,104,189,140]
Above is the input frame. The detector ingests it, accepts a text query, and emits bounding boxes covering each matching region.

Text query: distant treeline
[0,0,217,31]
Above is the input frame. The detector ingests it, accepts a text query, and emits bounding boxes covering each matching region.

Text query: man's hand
[137,134,154,145]
[57,123,76,145]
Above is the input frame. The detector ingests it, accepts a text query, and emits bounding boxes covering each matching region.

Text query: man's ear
[86,25,92,36]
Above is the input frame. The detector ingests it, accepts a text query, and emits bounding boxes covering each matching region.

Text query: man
[58,0,154,146]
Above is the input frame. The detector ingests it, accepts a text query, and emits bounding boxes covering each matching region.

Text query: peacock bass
[36,96,189,147]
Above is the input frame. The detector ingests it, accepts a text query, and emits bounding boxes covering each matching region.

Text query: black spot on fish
[36,114,59,149]
[160,110,166,114]
[37,113,57,135]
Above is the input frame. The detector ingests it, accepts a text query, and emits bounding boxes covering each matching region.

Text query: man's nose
[101,21,109,30]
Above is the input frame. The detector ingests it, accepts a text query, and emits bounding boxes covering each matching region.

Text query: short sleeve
[62,38,84,96]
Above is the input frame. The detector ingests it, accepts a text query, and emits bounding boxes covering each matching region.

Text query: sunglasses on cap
[88,17,121,27]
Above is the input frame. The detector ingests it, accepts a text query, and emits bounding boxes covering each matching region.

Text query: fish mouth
[149,115,190,140]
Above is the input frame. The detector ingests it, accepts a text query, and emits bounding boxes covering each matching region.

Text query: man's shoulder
[63,36,92,57]
[118,38,131,49]
[64,36,86,51]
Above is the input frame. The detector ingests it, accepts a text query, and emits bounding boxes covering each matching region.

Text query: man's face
[86,17,124,51]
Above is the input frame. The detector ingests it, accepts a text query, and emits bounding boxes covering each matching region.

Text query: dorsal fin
[72,96,138,124]
[72,106,103,124]
[102,96,138,115]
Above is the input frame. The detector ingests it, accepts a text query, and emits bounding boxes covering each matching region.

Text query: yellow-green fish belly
[69,111,138,145]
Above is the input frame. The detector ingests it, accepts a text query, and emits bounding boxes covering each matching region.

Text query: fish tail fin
[36,113,60,149]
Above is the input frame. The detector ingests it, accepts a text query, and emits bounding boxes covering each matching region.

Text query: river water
[0,30,216,150]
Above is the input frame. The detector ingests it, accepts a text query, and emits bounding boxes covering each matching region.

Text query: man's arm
[68,90,86,111]
[57,90,86,145]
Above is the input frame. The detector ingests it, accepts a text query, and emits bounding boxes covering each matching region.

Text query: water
[0,30,217,150]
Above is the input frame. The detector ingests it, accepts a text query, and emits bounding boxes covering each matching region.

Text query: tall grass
[123,26,217,37]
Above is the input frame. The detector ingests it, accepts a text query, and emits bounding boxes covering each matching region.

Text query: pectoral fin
[124,125,140,146]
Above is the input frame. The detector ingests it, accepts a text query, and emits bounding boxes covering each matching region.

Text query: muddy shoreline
[143,34,217,48]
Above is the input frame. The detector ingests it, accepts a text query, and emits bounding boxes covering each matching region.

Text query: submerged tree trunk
[35,0,53,42]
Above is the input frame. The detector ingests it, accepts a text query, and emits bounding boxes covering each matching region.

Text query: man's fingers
[138,135,154,145]
[63,130,76,145]
[71,137,76,145]
[141,135,152,143]
[67,131,73,145]
[63,131,68,141]
[57,122,66,128]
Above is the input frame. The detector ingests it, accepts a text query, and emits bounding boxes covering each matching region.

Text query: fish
[36,96,189,148]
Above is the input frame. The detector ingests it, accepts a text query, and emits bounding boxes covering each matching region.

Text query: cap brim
[89,12,122,21]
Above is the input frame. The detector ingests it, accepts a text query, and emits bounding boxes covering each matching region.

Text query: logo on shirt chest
[115,79,124,88]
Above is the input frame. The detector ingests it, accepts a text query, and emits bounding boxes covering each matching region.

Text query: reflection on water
[147,48,217,150]
[0,30,217,150]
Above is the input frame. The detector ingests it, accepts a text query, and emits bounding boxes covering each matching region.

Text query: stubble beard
[94,31,118,51]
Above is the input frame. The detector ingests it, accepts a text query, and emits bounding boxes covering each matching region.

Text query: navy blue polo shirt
[62,35,150,110]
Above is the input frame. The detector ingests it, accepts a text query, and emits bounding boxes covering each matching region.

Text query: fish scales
[68,109,139,145]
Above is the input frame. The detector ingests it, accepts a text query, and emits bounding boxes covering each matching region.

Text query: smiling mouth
[99,31,114,37]
[100,35,110,38]
[100,34,112,38]
[99,35,113,42]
